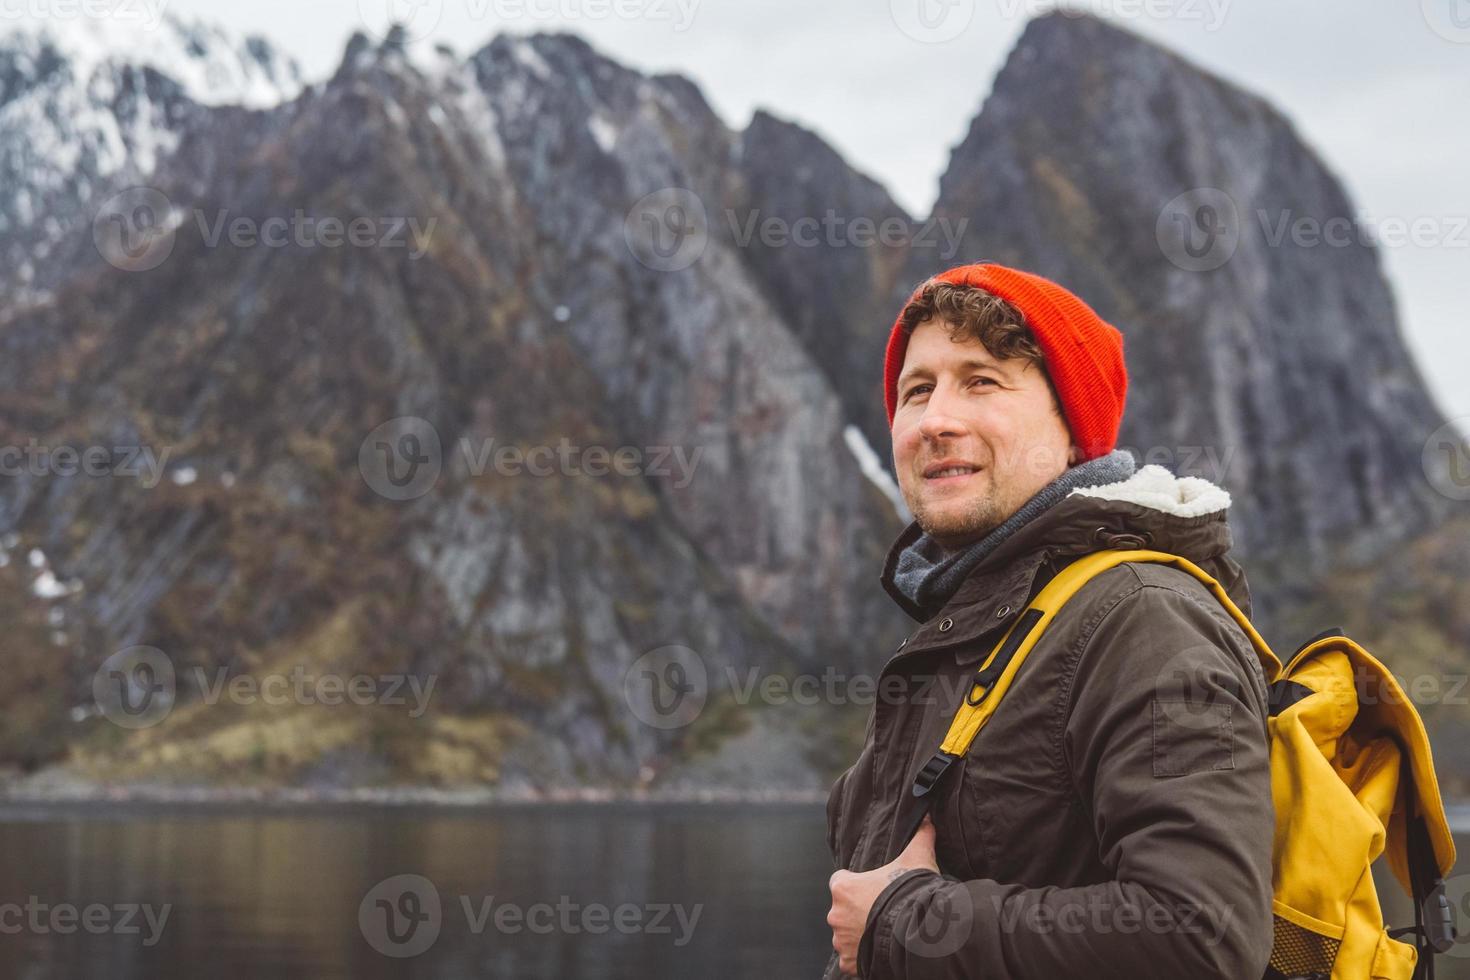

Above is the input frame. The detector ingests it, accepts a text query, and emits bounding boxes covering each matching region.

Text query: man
[823,263,1273,979]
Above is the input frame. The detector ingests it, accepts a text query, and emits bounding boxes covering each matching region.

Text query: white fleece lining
[1067,463,1231,518]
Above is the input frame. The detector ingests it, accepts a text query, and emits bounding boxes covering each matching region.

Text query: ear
[1067,444,1081,466]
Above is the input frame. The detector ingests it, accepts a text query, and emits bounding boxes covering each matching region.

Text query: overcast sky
[116,1,1470,425]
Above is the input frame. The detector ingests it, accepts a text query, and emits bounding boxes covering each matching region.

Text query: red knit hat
[883,262,1128,461]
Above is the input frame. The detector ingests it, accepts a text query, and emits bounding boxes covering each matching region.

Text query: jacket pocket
[1151,699,1235,777]
[1370,927,1418,980]
[1265,901,1346,978]
[932,758,973,878]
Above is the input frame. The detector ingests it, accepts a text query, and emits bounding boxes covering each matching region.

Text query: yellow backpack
[903,548,1459,980]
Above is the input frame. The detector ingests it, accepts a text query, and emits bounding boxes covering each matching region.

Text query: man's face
[892,318,1077,551]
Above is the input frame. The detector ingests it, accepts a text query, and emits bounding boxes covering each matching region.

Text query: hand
[827,815,939,976]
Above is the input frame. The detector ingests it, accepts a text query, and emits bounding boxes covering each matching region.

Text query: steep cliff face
[732,109,917,464]
[0,14,302,308]
[1,12,1464,794]
[0,23,905,790]
[899,12,1455,612]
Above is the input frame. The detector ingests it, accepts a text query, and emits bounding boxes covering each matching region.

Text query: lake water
[0,803,1464,979]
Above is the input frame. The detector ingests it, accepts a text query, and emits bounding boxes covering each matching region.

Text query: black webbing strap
[1388,769,1456,979]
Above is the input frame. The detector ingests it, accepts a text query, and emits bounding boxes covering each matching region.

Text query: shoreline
[0,782,832,810]
[1,783,1466,831]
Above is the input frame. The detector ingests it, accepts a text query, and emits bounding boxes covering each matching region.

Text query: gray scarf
[892,449,1136,618]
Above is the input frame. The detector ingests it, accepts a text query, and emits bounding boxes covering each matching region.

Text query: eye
[968,376,998,389]
[903,382,933,403]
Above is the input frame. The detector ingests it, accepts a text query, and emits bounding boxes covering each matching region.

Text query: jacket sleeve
[858,576,1275,980]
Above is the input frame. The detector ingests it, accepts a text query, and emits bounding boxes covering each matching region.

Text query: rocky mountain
[893,12,1458,621]
[0,14,303,308]
[0,21,905,793]
[0,12,1465,796]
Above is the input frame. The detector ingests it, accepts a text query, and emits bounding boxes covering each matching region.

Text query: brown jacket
[823,467,1274,979]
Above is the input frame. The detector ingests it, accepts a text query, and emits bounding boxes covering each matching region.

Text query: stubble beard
[911,485,1009,552]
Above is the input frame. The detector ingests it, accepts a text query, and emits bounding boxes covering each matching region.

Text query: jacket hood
[880,464,1251,624]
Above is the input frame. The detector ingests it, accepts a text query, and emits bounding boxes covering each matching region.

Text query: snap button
[996,604,1012,619]
[938,618,953,632]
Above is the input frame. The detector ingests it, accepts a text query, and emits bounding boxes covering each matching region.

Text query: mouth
[922,459,983,482]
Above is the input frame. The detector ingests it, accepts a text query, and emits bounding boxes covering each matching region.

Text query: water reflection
[0,804,1464,979]
[0,804,835,980]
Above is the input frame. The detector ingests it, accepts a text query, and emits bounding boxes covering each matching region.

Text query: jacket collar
[880,465,1251,665]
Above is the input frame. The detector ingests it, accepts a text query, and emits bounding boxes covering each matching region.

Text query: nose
[916,382,966,441]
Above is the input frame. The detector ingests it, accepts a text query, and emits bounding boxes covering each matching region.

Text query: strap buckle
[911,751,957,798]
[1425,878,1457,954]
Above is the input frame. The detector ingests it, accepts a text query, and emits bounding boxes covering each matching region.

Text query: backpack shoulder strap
[936,548,1281,759]
[900,549,1281,845]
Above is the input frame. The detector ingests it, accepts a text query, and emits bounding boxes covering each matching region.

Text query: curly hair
[897,279,1060,412]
